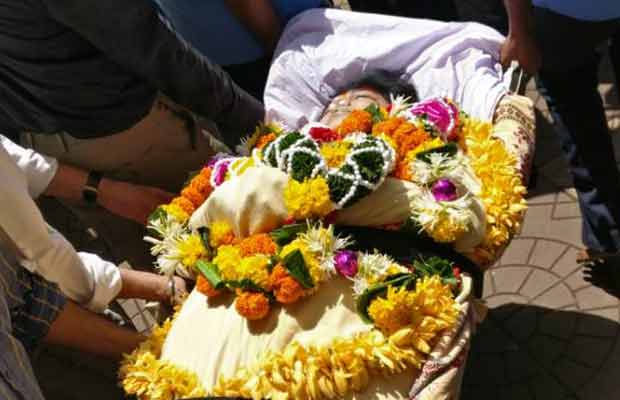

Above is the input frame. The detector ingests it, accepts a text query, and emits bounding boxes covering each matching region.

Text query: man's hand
[98,179,174,225]
[501,32,542,75]
[501,0,542,75]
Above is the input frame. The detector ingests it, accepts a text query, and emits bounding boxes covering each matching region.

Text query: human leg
[534,10,620,254]
[23,96,218,268]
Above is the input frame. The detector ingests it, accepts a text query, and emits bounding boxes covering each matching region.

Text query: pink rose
[409,98,459,141]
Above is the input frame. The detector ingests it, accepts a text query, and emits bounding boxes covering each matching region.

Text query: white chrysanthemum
[144,215,192,277]
[350,252,408,296]
[410,151,468,186]
[389,94,414,117]
[235,132,260,156]
[410,190,474,238]
[299,223,353,276]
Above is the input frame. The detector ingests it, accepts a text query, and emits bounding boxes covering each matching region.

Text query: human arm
[43,0,264,147]
[0,135,173,226]
[224,0,283,54]
[45,164,173,226]
[0,142,121,311]
[501,0,542,74]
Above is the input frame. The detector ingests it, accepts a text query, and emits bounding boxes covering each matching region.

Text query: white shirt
[0,136,121,312]
[265,9,512,129]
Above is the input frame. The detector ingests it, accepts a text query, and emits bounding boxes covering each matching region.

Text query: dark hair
[353,70,419,102]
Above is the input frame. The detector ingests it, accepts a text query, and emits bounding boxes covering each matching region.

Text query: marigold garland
[373,117,430,163]
[336,109,373,136]
[462,116,527,263]
[212,276,458,400]
[119,314,207,400]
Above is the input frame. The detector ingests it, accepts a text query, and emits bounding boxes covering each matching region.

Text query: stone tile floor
[32,50,620,400]
[462,56,620,400]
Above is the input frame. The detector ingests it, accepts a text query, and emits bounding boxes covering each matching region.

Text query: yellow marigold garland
[212,276,458,400]
[119,315,207,400]
[462,116,527,264]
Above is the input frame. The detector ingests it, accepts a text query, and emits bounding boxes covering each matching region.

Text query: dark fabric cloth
[0,0,264,148]
[11,267,66,352]
[534,8,620,252]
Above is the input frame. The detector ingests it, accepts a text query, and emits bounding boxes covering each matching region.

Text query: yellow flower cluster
[280,238,325,285]
[161,204,189,224]
[462,116,527,264]
[177,234,208,268]
[209,220,236,248]
[426,215,469,244]
[212,276,458,400]
[319,141,352,168]
[284,177,334,220]
[212,245,242,281]
[211,243,272,289]
[119,315,206,400]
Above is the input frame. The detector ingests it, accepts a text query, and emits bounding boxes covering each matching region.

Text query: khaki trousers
[22,96,221,268]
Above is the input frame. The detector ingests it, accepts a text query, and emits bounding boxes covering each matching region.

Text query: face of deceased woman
[320,86,388,129]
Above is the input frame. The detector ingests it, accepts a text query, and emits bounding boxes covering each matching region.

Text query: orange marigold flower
[393,159,413,181]
[274,276,304,304]
[181,186,207,208]
[374,117,430,162]
[239,233,277,257]
[189,174,212,197]
[336,110,373,136]
[269,264,304,305]
[256,133,277,149]
[268,264,289,288]
[196,275,222,298]
[372,117,405,137]
[171,196,196,215]
[235,291,270,320]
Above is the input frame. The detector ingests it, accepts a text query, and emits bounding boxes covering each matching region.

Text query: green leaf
[364,103,385,124]
[270,223,308,246]
[198,227,212,254]
[227,278,266,293]
[415,142,458,163]
[412,257,457,288]
[196,260,226,290]
[282,250,314,289]
[356,274,413,323]
[147,207,167,225]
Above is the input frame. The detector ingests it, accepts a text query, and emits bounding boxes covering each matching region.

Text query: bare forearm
[224,0,282,52]
[44,163,88,202]
[117,269,171,302]
[504,0,533,37]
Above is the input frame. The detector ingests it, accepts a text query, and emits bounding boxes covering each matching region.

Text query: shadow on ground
[462,303,620,400]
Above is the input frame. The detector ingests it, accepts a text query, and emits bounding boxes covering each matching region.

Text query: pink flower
[212,159,232,187]
[431,179,458,202]
[410,98,459,141]
[334,250,359,278]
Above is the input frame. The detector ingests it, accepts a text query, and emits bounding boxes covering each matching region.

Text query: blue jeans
[534,8,620,252]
